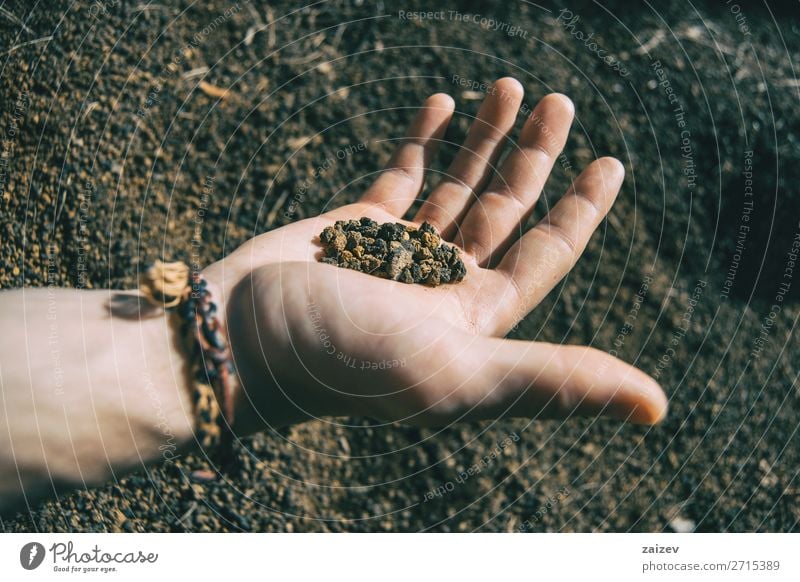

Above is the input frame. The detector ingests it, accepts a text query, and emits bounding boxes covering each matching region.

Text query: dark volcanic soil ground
[1,0,798,532]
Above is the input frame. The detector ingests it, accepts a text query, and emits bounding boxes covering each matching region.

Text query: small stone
[669,516,696,533]
[190,469,218,482]
[387,245,413,279]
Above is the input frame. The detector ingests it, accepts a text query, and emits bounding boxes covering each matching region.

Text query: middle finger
[456,93,574,267]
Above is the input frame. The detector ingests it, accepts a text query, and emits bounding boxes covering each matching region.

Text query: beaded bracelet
[139,261,237,450]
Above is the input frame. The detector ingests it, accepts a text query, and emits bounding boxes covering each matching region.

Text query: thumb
[427,334,668,425]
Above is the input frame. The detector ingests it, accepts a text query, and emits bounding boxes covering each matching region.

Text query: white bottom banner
[1,533,797,581]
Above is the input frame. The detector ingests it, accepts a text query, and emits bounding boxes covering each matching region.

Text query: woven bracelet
[139,260,237,451]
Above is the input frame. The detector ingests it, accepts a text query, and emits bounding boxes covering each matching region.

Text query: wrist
[141,258,249,448]
[200,258,279,435]
[199,256,242,321]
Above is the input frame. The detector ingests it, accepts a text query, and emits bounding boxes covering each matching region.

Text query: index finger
[359,93,455,216]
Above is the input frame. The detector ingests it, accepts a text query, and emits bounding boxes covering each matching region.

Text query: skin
[0,78,667,513]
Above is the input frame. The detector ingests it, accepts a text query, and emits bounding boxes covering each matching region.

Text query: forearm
[0,288,196,513]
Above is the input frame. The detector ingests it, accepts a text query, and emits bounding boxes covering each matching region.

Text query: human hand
[203,77,667,433]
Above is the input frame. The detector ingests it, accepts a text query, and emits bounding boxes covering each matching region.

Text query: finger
[483,341,668,424]
[359,93,455,216]
[420,335,667,426]
[495,157,624,331]
[414,77,524,238]
[456,93,574,267]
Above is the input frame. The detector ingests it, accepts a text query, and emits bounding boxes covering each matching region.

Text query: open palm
[204,78,667,433]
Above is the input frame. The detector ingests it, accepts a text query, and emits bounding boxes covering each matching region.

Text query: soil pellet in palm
[318,218,467,286]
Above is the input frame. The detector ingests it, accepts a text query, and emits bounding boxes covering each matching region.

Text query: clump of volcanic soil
[318,218,467,286]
